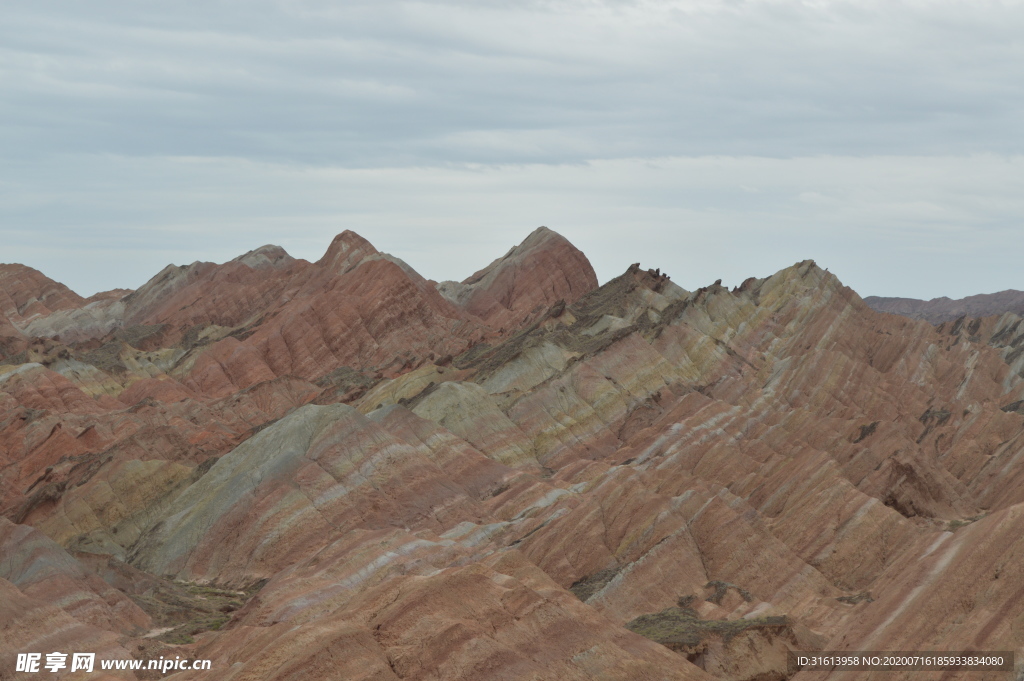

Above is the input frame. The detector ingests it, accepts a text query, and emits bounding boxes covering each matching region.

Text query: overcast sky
[2,0,1023,299]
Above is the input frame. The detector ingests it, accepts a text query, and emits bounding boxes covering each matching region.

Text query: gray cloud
[4,0,1023,164]
[2,0,1024,300]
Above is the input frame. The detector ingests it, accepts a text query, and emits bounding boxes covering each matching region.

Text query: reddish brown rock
[437,226,599,329]
[0,517,150,634]
[6,237,1024,680]
[185,529,712,681]
[0,263,86,324]
[0,311,27,360]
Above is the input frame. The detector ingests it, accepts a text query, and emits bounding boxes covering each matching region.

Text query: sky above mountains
[3,0,1023,299]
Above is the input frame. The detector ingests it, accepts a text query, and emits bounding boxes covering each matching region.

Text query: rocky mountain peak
[437,226,598,328]
[231,244,295,270]
[0,263,86,323]
[317,230,380,274]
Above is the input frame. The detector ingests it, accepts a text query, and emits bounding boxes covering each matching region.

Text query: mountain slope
[866,289,1024,324]
[3,241,1024,680]
[437,226,598,330]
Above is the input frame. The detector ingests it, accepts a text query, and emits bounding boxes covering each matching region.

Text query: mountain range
[3,229,1024,681]
[865,290,1024,325]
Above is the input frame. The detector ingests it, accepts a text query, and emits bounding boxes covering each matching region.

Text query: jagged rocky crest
[3,233,1024,680]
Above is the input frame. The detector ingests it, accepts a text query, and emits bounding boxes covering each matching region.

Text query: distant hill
[865,289,1024,324]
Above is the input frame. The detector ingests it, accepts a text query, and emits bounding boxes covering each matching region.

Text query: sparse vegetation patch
[625,604,789,652]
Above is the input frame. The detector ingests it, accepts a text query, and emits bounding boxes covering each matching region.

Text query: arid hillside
[2,230,1023,681]
[865,290,1024,325]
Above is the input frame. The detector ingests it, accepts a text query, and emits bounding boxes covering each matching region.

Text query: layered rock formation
[866,289,1024,324]
[0,264,87,324]
[4,231,1024,680]
[437,226,598,330]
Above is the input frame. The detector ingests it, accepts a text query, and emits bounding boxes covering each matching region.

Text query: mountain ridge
[866,288,1024,324]
[3,233,1024,680]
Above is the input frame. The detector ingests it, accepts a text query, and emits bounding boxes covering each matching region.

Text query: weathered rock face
[0,264,86,324]
[0,312,27,362]
[866,289,1024,324]
[0,517,151,634]
[5,235,1024,681]
[437,226,599,330]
